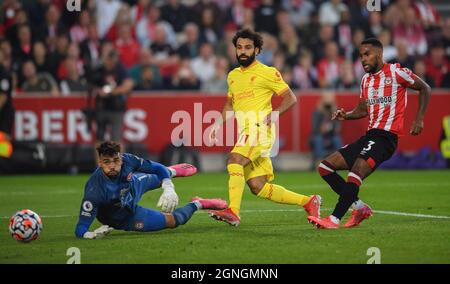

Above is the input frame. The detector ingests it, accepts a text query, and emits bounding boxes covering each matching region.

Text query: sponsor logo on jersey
[367,96,393,106]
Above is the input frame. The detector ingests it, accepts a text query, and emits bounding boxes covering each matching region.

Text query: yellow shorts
[231,144,274,182]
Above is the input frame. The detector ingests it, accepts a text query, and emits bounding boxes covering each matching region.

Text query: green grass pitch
[1,171,449,264]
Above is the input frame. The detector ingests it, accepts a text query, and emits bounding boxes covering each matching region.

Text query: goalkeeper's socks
[257,183,311,206]
[227,163,245,216]
[172,203,198,226]
[318,161,346,195]
[331,172,362,219]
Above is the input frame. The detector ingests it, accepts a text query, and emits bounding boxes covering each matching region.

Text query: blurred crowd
[1,0,449,97]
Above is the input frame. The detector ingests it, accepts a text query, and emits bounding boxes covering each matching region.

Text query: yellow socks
[227,164,245,216]
[257,183,311,206]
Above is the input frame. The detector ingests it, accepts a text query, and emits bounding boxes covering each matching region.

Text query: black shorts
[338,129,398,169]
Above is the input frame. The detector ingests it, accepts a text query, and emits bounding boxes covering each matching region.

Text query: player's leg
[122,173,165,211]
[318,151,349,196]
[248,174,321,217]
[127,198,227,232]
[329,157,374,223]
[226,152,251,217]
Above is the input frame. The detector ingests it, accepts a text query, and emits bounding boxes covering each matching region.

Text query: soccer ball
[9,209,43,242]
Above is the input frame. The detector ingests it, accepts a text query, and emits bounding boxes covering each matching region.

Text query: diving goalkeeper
[74,141,226,239]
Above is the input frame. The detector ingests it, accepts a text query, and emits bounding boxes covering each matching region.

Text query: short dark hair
[232,29,264,51]
[96,141,121,157]
[361,38,383,50]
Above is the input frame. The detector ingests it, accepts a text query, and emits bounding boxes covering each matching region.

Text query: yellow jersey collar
[239,60,259,72]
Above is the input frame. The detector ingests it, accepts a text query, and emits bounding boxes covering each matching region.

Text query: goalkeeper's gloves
[157,178,179,213]
[83,225,114,239]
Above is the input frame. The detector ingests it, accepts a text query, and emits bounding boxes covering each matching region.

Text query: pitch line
[1,209,450,220]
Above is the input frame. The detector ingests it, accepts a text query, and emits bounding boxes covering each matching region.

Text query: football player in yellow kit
[208,29,321,226]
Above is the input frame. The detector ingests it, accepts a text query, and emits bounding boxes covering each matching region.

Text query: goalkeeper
[74,141,227,239]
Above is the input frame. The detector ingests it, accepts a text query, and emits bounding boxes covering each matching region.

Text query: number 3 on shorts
[363,140,375,151]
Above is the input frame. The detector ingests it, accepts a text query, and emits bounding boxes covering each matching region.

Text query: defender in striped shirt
[308,38,431,229]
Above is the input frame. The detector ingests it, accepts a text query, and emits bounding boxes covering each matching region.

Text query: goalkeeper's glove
[157,178,179,213]
[83,225,114,239]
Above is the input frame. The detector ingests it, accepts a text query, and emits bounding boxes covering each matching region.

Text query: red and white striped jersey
[360,63,417,135]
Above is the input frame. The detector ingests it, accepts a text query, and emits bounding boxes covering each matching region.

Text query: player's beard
[237,51,256,67]
[104,170,119,179]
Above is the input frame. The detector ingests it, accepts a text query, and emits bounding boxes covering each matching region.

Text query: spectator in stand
[254,0,278,36]
[48,33,70,80]
[37,4,67,45]
[198,7,222,45]
[150,23,180,84]
[21,60,59,96]
[335,8,352,55]
[317,41,345,89]
[58,43,85,82]
[12,24,33,65]
[171,59,200,90]
[378,29,397,63]
[70,10,90,44]
[0,40,13,73]
[80,23,103,71]
[160,0,190,33]
[392,7,427,56]
[136,5,177,50]
[390,40,415,70]
[279,23,301,66]
[178,23,201,59]
[114,23,141,69]
[348,0,370,32]
[130,48,162,90]
[223,0,247,28]
[191,42,216,87]
[96,0,122,39]
[413,0,441,31]
[4,8,28,49]
[293,49,318,90]
[134,65,162,91]
[257,32,278,66]
[309,24,335,65]
[346,28,365,62]
[32,41,54,75]
[384,0,413,28]
[336,60,358,90]
[241,8,255,31]
[425,43,450,88]
[104,4,133,43]
[60,58,88,96]
[202,56,229,93]
[319,0,348,26]
[414,59,435,88]
[366,11,384,38]
[282,0,316,29]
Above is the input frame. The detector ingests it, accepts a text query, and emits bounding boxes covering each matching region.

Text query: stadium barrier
[12,91,450,154]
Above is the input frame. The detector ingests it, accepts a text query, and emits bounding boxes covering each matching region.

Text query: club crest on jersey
[127,172,133,181]
[384,77,392,85]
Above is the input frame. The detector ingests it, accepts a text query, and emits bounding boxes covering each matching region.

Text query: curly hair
[232,29,264,51]
[96,141,121,157]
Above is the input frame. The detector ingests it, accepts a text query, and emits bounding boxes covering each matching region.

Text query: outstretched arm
[332,98,368,121]
[408,76,431,135]
[209,97,234,143]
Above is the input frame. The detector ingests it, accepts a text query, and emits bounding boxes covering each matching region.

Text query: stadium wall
[12,91,450,154]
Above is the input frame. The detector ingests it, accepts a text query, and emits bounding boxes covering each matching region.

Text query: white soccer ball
[9,209,43,242]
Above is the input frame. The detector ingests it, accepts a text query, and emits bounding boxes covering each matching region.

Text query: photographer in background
[91,49,134,143]
[309,91,343,170]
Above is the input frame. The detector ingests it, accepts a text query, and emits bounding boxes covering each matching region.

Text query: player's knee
[164,214,177,228]
[317,160,336,176]
[227,153,248,166]
[247,179,264,195]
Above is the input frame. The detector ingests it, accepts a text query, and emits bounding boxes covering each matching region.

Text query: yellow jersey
[227,60,289,137]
